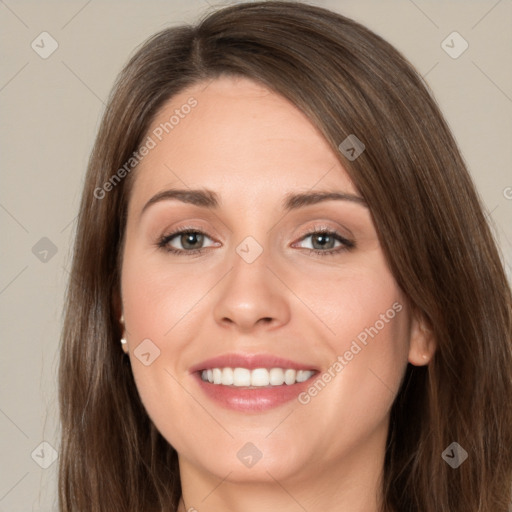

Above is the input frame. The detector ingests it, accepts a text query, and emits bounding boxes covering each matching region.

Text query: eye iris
[181,232,203,250]
[312,233,334,250]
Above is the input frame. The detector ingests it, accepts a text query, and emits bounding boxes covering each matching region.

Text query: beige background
[1,0,511,510]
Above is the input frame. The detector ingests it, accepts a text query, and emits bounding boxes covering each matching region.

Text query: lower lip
[192,372,316,412]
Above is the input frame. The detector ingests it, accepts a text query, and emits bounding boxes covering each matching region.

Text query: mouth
[190,353,319,412]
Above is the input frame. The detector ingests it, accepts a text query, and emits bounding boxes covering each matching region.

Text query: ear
[119,315,129,354]
[408,310,436,366]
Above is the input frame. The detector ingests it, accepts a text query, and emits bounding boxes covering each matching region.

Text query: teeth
[269,368,284,385]
[222,367,234,385]
[251,368,269,386]
[284,368,296,385]
[296,370,311,383]
[200,367,315,386]
[233,368,251,386]
[212,368,222,384]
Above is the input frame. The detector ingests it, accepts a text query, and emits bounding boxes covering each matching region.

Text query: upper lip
[189,352,319,373]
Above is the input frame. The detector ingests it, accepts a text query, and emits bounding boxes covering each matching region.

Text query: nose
[212,247,291,333]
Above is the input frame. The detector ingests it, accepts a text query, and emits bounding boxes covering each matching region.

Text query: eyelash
[155,225,355,257]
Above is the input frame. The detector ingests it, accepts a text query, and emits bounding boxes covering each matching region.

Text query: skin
[119,75,435,512]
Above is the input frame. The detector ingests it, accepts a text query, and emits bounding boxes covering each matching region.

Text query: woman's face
[120,75,430,487]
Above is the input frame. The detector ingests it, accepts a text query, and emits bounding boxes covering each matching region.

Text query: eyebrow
[140,187,367,218]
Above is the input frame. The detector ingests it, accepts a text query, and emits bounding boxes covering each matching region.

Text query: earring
[120,313,127,347]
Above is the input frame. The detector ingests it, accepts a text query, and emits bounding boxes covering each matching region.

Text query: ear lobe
[112,293,129,353]
[408,312,436,366]
[119,314,130,354]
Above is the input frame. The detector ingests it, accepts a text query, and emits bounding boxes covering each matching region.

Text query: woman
[58,1,512,511]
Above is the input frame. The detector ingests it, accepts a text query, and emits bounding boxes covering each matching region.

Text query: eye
[155,227,355,257]
[293,229,355,255]
[156,228,218,255]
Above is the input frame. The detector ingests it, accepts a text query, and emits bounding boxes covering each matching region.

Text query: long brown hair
[58,2,512,510]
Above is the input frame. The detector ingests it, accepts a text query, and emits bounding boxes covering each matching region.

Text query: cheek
[292,254,410,361]
[293,261,410,433]
[121,245,207,339]
[120,244,218,448]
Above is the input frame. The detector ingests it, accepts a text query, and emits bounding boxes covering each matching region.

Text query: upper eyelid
[162,224,346,237]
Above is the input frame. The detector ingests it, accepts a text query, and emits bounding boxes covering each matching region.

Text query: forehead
[129,75,357,208]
